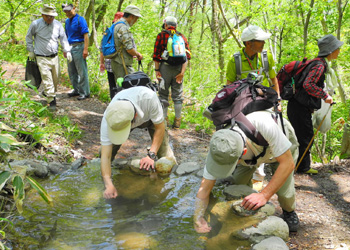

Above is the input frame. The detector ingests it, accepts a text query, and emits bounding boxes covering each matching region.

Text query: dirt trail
[2,61,350,250]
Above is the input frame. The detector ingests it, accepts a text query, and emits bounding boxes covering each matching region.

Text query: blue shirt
[65,14,89,44]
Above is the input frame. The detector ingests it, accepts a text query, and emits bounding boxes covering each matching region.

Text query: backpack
[111,61,158,97]
[164,30,187,66]
[277,58,325,100]
[101,21,125,59]
[234,50,270,82]
[205,73,278,146]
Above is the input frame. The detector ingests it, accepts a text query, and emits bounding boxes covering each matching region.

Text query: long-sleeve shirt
[26,18,70,55]
[152,27,191,62]
[302,58,328,100]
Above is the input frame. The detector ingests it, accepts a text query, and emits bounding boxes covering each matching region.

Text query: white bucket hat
[241,25,271,42]
[105,100,135,145]
[40,4,58,17]
[164,16,177,26]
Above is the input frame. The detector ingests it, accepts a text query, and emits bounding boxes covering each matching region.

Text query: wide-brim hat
[317,34,344,57]
[105,100,135,145]
[124,5,142,17]
[241,25,271,42]
[206,129,245,179]
[41,4,58,17]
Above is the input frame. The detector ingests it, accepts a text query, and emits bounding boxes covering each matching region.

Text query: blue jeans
[68,43,90,96]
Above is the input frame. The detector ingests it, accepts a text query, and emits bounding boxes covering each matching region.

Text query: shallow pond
[13,160,253,250]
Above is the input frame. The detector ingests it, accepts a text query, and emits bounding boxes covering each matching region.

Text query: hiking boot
[48,97,56,111]
[283,210,299,232]
[172,117,181,129]
[304,168,318,175]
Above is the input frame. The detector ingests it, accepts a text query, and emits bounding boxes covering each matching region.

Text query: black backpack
[277,57,325,100]
[112,61,158,96]
[204,73,278,146]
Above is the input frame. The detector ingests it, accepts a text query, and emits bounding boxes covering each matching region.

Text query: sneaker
[172,117,181,129]
[305,168,318,174]
[283,210,299,232]
[77,94,90,100]
[68,91,79,97]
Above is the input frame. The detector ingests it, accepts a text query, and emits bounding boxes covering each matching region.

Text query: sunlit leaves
[27,176,53,207]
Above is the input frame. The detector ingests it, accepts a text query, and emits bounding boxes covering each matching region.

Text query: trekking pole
[295,102,335,172]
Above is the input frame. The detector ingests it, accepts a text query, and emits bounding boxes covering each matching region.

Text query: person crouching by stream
[194,110,300,233]
[100,86,176,199]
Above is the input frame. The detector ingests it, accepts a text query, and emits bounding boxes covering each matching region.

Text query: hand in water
[194,217,212,233]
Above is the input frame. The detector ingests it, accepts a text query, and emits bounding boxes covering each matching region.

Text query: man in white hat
[152,16,191,129]
[100,86,176,199]
[110,5,143,80]
[63,3,90,101]
[226,25,281,188]
[287,34,341,175]
[26,4,72,110]
[194,110,300,233]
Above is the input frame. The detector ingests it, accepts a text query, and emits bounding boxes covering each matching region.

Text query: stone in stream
[129,156,176,176]
[114,232,157,249]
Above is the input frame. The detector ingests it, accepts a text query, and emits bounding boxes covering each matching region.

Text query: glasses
[43,15,55,19]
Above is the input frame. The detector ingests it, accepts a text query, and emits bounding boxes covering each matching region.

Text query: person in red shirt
[287,34,342,174]
[152,16,191,129]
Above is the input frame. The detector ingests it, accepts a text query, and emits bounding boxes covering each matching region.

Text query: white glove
[159,77,165,90]
[29,52,35,60]
[66,52,72,62]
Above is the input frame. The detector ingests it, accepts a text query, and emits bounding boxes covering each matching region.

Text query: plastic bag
[312,99,332,133]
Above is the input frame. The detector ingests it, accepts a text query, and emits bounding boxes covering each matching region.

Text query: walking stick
[295,102,335,172]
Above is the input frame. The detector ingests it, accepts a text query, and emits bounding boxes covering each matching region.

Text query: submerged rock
[224,185,257,200]
[155,157,176,175]
[114,232,157,249]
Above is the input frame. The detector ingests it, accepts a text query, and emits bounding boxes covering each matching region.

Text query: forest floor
[2,61,350,250]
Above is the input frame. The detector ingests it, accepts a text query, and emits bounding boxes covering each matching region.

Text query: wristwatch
[147,151,157,161]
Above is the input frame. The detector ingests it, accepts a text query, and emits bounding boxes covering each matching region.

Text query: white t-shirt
[100,87,164,146]
[203,110,296,180]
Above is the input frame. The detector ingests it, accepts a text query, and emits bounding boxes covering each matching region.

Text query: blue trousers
[68,43,90,96]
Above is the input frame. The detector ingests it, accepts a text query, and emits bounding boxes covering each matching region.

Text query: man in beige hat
[26,4,72,110]
[110,5,143,80]
[100,86,176,199]
[194,110,300,233]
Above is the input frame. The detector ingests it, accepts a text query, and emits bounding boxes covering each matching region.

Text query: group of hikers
[26,3,343,235]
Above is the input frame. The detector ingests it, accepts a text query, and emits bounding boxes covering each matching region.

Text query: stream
[12,160,254,250]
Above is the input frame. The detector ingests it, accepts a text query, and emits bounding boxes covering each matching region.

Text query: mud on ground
[2,61,350,250]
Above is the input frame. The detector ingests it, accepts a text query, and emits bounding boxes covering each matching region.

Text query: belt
[36,53,57,58]
[70,42,84,47]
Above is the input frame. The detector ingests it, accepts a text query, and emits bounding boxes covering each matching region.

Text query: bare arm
[126,48,143,61]
[139,122,165,170]
[242,149,295,210]
[83,33,89,59]
[194,178,216,233]
[100,145,118,199]
[175,60,188,84]
[154,61,161,78]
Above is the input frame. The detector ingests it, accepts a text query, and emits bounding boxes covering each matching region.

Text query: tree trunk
[302,0,315,57]
[200,0,207,42]
[212,0,224,84]
[160,0,167,18]
[117,0,124,12]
